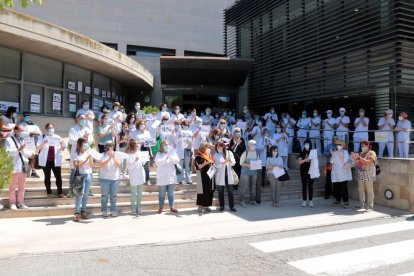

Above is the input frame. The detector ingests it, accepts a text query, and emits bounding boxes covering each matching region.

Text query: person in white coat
[297,111,310,150]
[309,109,322,154]
[5,125,33,210]
[396,112,411,158]
[37,123,66,198]
[323,110,336,150]
[335,107,350,142]
[214,141,237,212]
[125,138,146,216]
[330,140,352,208]
[263,107,278,136]
[353,108,369,153]
[377,109,396,157]
[75,100,95,132]
[155,140,180,214]
[284,113,296,154]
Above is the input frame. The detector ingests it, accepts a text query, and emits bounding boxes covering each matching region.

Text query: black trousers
[255,167,265,203]
[300,169,314,201]
[43,161,63,194]
[333,181,348,203]
[324,169,332,198]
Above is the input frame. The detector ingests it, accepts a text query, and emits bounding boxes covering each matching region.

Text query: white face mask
[114,107,119,112]
[359,112,364,116]
[337,145,343,151]
[258,122,262,126]
[135,105,140,110]
[339,111,345,116]
[206,111,211,116]
[313,113,318,117]
[139,125,145,130]
[223,112,228,116]
[361,146,368,152]
[398,116,403,121]
[83,104,89,110]
[304,144,310,150]
[327,113,332,118]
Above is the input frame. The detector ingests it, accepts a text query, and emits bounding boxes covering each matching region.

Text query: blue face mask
[304,144,310,150]
[164,145,170,152]
[80,120,87,126]
[24,116,31,122]
[47,129,54,135]
[250,145,256,151]
[19,132,28,139]
[83,143,90,150]
[272,151,278,157]
[217,148,223,154]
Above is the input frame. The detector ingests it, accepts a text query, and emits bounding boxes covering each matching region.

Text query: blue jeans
[100,178,119,212]
[177,149,192,183]
[144,162,150,182]
[130,185,143,211]
[158,184,175,209]
[74,173,92,214]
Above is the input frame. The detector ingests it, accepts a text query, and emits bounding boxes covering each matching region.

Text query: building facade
[225,0,414,127]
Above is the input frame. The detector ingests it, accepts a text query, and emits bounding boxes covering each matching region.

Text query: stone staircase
[0,164,325,218]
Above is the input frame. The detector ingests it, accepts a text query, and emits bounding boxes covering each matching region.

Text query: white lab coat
[155,150,180,186]
[297,118,310,138]
[378,117,396,142]
[214,151,236,186]
[330,150,352,183]
[308,149,320,179]
[5,136,32,173]
[397,119,411,142]
[76,108,95,131]
[37,134,65,167]
[127,152,146,186]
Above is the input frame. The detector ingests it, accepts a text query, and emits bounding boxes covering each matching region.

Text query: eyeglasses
[104,144,114,148]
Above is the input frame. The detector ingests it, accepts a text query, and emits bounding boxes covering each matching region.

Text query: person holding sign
[158,115,174,147]
[155,140,180,214]
[195,142,215,213]
[98,114,116,153]
[266,145,285,207]
[132,119,153,185]
[125,138,146,216]
[20,111,42,178]
[214,141,237,212]
[377,109,396,158]
[239,140,260,208]
[273,124,289,168]
[37,123,66,198]
[298,139,314,207]
[175,120,193,184]
[72,138,94,222]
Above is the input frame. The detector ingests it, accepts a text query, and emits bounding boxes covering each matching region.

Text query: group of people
[0,102,408,220]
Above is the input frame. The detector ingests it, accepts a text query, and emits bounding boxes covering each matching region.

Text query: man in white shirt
[75,100,95,132]
[309,109,322,154]
[353,108,369,152]
[202,107,214,126]
[109,102,123,134]
[5,125,33,210]
[323,110,336,150]
[377,109,395,157]
[263,107,278,136]
[134,102,145,119]
[335,107,350,142]
[171,105,185,122]
[20,111,42,178]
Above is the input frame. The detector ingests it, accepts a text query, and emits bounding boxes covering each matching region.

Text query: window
[22,84,43,114]
[0,82,20,112]
[184,50,224,57]
[101,42,118,51]
[23,53,62,87]
[127,45,176,57]
[0,46,20,80]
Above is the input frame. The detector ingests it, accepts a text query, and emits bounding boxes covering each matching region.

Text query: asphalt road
[2,215,414,276]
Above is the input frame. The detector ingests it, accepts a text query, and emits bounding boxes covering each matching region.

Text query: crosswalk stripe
[397,273,414,276]
[250,221,414,253]
[288,239,414,275]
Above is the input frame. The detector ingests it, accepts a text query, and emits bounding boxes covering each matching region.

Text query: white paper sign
[67,81,75,90]
[85,86,91,94]
[69,94,77,103]
[102,90,106,98]
[151,120,161,129]
[250,160,262,170]
[93,88,100,95]
[47,137,60,148]
[207,166,217,179]
[137,151,150,162]
[24,137,36,151]
[52,101,61,111]
[181,130,192,138]
[161,125,172,134]
[69,104,77,112]
[272,167,285,178]
[221,137,231,144]
[143,138,156,147]
[143,114,153,121]
[93,99,99,106]
[30,94,40,104]
[53,93,61,102]
[30,103,40,113]
[264,137,275,146]
[375,131,388,143]
[0,101,19,112]
[77,81,83,92]
[237,122,247,131]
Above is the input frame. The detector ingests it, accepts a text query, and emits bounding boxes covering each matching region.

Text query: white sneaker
[102,211,108,217]
[18,204,29,209]
[240,201,247,208]
[309,201,314,208]
[111,211,118,217]
[301,201,307,207]
[0,204,3,210]
[10,204,17,211]
[146,181,151,185]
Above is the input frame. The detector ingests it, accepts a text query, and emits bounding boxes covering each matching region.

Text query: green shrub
[143,106,159,114]
[0,146,13,189]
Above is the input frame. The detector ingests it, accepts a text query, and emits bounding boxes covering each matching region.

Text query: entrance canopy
[160,56,253,86]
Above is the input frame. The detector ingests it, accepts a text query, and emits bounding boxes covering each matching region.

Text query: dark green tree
[0,0,42,9]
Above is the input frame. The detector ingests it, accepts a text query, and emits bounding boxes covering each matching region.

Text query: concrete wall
[16,0,234,55]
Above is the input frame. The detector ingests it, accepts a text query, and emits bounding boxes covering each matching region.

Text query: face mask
[313,113,318,117]
[47,129,54,135]
[337,145,343,151]
[286,115,290,119]
[304,144,310,150]
[114,107,119,112]
[200,113,205,117]
[24,116,31,122]
[135,105,140,110]
[217,148,223,154]
[80,120,87,126]
[104,119,111,125]
[250,145,256,151]
[359,112,364,116]
[83,104,89,110]
[228,112,232,116]
[19,132,28,139]
[215,115,219,118]
[258,122,262,126]
[398,116,403,121]
[120,110,124,113]
[206,111,211,116]
[175,110,180,114]
[302,114,306,118]
[272,151,278,157]
[184,113,188,117]
[164,145,170,152]
[139,125,145,130]
[361,146,368,152]
[264,133,269,137]
[130,118,136,124]
[175,125,181,130]
[327,113,332,118]
[220,124,226,130]
[162,107,167,112]
[12,113,17,118]
[215,135,220,140]
[271,110,275,114]
[123,128,128,132]
[83,143,90,150]
[162,120,168,125]
[235,132,241,137]
[183,126,189,130]
[277,128,281,133]
[339,111,345,116]
[243,110,248,114]
[223,112,228,116]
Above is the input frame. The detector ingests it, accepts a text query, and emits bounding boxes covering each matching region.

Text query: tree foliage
[0,146,13,189]
[0,0,42,9]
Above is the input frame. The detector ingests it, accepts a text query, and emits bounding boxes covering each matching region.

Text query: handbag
[375,163,381,175]
[278,169,290,181]
[34,154,41,169]
[232,168,239,185]
[71,169,85,196]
